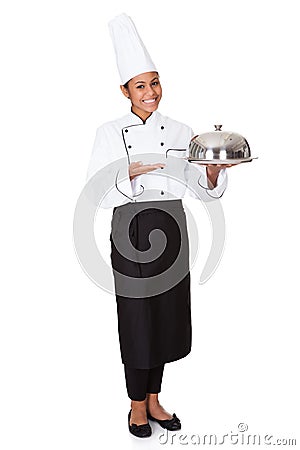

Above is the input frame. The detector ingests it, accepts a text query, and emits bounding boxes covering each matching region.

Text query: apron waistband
[113,199,183,215]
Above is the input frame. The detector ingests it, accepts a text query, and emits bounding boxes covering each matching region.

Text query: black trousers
[124,364,165,401]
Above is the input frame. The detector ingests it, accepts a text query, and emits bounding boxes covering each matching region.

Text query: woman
[87,14,233,438]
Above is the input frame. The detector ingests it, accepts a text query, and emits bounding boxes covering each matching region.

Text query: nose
[145,84,156,96]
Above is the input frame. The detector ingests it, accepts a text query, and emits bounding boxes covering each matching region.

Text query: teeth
[143,99,156,104]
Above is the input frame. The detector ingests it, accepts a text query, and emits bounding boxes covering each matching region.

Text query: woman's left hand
[205,162,240,172]
[193,162,241,188]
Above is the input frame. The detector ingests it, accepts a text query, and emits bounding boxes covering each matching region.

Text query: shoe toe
[166,413,181,430]
[147,411,181,431]
[130,423,152,437]
[128,410,152,438]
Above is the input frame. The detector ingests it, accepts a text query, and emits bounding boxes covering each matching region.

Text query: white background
[1,0,299,448]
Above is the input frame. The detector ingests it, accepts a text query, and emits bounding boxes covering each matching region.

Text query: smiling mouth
[142,98,157,104]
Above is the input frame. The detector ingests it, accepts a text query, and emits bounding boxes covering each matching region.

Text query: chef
[86,13,232,438]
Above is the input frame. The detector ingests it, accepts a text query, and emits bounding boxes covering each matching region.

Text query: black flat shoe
[147,411,181,431]
[128,409,152,438]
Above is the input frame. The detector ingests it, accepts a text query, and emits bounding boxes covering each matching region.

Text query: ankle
[146,393,160,406]
[131,399,147,410]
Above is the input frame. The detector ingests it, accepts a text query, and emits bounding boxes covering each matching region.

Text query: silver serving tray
[187,156,258,165]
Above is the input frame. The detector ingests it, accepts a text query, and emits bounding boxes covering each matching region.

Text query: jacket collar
[128,109,159,126]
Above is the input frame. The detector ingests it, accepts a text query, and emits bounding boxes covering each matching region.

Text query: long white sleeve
[86,126,134,208]
[184,164,228,201]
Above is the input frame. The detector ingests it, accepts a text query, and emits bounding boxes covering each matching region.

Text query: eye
[152,81,159,86]
[136,85,144,89]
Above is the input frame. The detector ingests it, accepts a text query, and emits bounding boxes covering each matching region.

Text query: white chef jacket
[86,110,227,208]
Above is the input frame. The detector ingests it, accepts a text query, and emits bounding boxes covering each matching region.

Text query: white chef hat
[108,13,157,86]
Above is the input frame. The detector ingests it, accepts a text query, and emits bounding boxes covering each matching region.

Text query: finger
[145,164,166,169]
[136,167,163,175]
[142,167,162,173]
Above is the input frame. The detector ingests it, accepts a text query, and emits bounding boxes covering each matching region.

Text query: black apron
[110,199,191,369]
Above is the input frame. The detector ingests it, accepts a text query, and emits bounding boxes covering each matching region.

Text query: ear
[120,85,130,99]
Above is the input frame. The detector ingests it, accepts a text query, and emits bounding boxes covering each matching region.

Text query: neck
[131,106,153,122]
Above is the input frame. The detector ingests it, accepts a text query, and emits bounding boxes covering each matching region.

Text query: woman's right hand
[129,161,166,181]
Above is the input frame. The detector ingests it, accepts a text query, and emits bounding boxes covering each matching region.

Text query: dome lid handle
[214,124,222,131]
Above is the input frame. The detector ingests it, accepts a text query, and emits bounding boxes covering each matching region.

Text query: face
[120,71,162,120]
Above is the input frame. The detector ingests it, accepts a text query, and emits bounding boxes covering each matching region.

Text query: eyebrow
[134,77,159,84]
